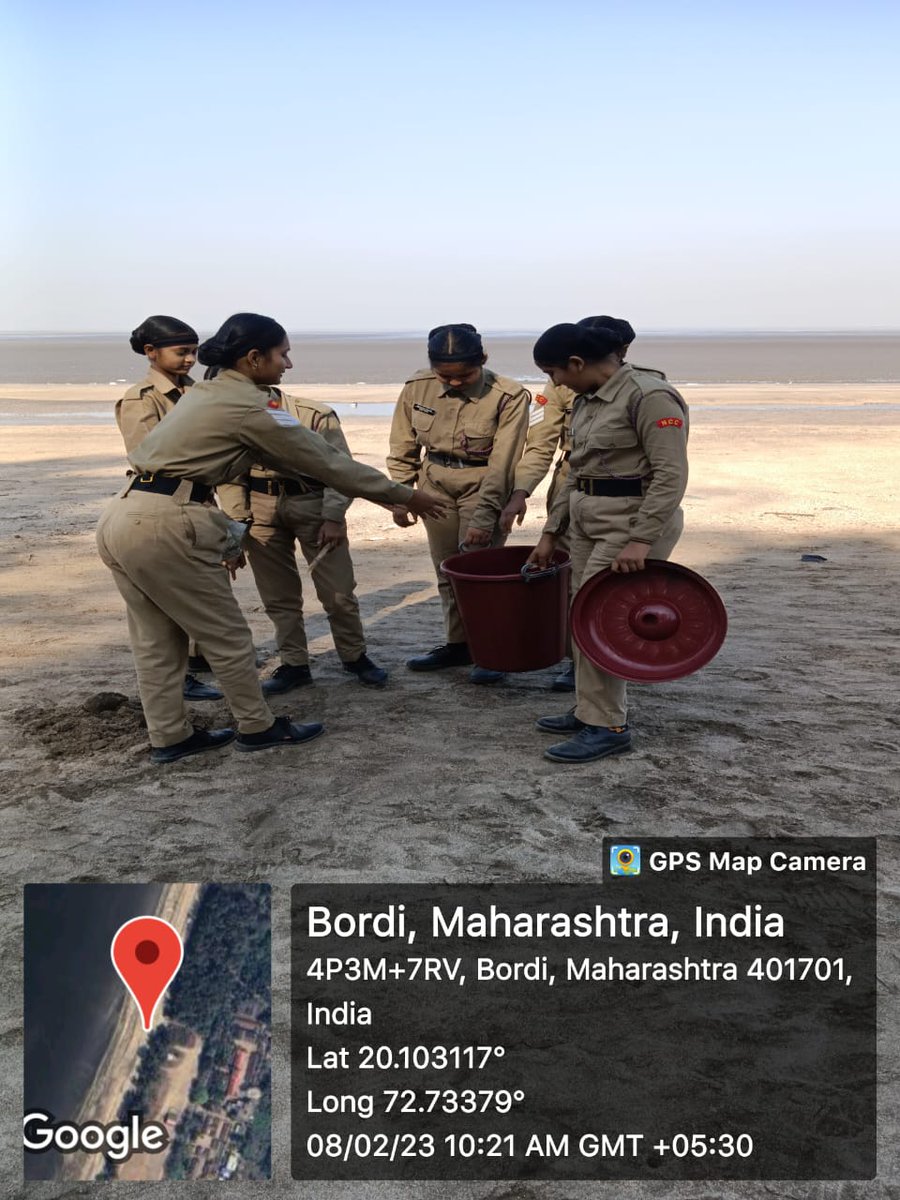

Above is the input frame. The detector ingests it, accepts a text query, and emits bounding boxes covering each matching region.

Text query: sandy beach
[62,883,201,1182]
[4,384,899,1198]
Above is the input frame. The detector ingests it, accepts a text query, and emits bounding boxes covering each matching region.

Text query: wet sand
[2,385,899,1199]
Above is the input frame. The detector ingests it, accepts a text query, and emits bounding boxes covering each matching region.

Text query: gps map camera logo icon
[610,844,641,876]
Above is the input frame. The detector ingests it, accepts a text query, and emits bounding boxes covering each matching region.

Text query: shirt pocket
[458,412,496,459]
[410,402,437,436]
[593,426,640,452]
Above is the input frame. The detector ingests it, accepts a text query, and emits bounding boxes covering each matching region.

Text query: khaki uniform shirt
[115,369,192,455]
[130,369,413,509]
[514,366,668,496]
[217,393,354,524]
[387,368,530,530]
[544,364,688,545]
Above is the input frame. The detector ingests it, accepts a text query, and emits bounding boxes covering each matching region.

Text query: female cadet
[97,313,446,763]
[387,324,530,682]
[526,322,689,764]
[499,316,640,692]
[116,315,221,702]
[216,388,388,694]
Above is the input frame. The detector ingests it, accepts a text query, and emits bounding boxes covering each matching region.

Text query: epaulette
[630,364,667,381]
[288,394,336,419]
[405,368,436,385]
[487,371,528,397]
[626,370,686,428]
[122,383,149,400]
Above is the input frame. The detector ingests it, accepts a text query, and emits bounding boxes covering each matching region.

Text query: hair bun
[197,338,226,367]
[129,315,198,356]
[578,314,636,347]
[533,322,621,369]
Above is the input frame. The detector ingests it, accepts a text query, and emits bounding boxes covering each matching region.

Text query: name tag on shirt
[267,407,302,428]
[412,403,436,415]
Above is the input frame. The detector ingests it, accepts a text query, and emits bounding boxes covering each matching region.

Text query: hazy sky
[4,0,899,331]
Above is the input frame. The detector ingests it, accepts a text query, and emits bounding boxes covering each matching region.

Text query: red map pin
[111,916,184,1032]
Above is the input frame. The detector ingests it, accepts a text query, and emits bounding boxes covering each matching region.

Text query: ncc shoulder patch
[656,417,684,428]
[535,393,548,405]
[267,406,302,428]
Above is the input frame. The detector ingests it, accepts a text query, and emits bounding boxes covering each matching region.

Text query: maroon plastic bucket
[440,545,571,671]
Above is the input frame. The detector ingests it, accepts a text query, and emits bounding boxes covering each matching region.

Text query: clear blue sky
[3,0,899,330]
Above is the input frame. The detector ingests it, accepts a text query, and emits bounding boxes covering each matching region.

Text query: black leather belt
[249,476,322,496]
[576,476,643,497]
[130,473,213,503]
[427,451,488,469]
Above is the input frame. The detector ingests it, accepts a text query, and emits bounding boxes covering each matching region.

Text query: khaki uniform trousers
[244,490,366,666]
[546,458,572,657]
[96,487,275,747]
[569,491,684,728]
[421,462,505,644]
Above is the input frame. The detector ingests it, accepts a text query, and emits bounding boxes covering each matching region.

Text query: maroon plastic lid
[571,560,727,682]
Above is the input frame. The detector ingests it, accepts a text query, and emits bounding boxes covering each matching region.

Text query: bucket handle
[520,561,560,582]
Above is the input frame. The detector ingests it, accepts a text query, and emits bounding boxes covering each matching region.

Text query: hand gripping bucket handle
[520,561,561,583]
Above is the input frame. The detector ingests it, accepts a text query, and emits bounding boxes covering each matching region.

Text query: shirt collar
[216,368,279,404]
[581,363,631,403]
[145,367,191,398]
[439,368,488,401]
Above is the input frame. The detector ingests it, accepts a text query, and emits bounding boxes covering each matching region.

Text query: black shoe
[544,724,632,763]
[406,643,473,671]
[551,661,576,692]
[183,674,223,701]
[261,663,313,695]
[342,653,388,687]
[150,727,235,764]
[469,667,507,685]
[187,654,212,673]
[235,715,325,752]
[535,709,585,734]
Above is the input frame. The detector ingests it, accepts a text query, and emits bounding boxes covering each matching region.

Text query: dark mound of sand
[15,694,148,758]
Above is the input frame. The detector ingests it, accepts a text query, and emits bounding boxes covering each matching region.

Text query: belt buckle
[138,471,155,484]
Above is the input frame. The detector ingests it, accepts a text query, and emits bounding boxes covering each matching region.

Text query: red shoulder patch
[267,398,281,409]
[656,417,683,428]
[535,393,548,406]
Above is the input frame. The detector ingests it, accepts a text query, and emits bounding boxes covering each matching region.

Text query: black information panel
[291,839,875,1181]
